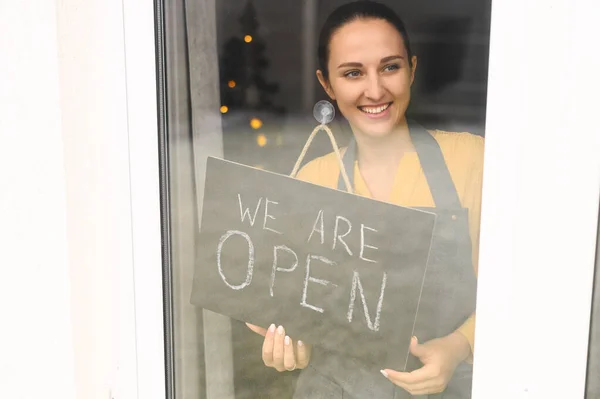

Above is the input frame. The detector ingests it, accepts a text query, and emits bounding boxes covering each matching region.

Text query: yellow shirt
[296,130,484,356]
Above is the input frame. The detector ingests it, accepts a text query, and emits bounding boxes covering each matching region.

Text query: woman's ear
[410,56,418,86]
[316,70,335,100]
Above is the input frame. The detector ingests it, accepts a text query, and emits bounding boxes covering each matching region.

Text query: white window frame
[123,1,600,399]
[120,0,166,398]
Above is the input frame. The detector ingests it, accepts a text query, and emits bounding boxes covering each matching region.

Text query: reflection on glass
[163,0,491,398]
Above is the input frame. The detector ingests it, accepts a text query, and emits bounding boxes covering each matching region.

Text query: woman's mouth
[358,102,392,117]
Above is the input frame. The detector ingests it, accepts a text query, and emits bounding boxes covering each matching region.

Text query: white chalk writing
[347,270,387,331]
[263,199,282,235]
[217,230,254,290]
[360,224,378,263]
[300,255,337,313]
[238,194,262,226]
[333,215,353,256]
[270,245,299,297]
[307,209,325,244]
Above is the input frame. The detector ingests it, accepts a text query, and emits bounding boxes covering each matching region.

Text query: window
[148,0,600,398]
[160,1,491,397]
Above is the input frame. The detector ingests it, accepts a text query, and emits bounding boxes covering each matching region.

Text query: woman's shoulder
[295,150,343,188]
[430,129,485,164]
[429,130,485,184]
[429,129,484,150]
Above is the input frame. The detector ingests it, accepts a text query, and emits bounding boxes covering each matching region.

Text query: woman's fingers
[283,335,297,371]
[384,365,434,385]
[389,379,441,396]
[296,340,309,369]
[246,323,268,337]
[261,324,276,366]
[382,366,444,395]
[272,325,286,371]
[259,323,309,372]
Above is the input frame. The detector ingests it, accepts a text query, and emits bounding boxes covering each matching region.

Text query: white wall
[0,1,76,398]
[0,0,155,398]
[55,0,139,398]
[473,0,600,398]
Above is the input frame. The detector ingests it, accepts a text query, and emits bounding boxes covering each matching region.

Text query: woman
[247,1,483,398]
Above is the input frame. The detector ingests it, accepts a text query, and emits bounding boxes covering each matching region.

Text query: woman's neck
[352,119,414,169]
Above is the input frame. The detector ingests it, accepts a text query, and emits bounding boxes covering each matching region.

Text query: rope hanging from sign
[290,101,353,194]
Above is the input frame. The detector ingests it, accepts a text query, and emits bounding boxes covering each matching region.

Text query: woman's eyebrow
[337,62,362,69]
[380,55,404,63]
[337,55,404,69]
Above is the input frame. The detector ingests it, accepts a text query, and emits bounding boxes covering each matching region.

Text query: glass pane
[161,0,492,397]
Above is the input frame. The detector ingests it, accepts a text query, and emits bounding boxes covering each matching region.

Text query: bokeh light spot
[256,133,267,147]
[250,117,263,130]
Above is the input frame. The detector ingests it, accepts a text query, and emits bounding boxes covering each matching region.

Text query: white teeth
[360,103,390,114]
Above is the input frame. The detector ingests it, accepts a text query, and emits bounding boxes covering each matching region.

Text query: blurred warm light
[250,117,263,130]
[228,80,236,88]
[256,133,267,147]
[220,105,229,114]
[254,164,265,170]
[244,35,253,43]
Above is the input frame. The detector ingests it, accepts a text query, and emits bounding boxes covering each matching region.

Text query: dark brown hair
[318,1,414,79]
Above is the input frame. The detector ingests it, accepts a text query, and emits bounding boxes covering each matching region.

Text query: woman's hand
[381,332,471,396]
[246,323,311,372]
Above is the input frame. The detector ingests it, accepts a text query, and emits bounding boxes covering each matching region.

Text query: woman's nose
[364,74,385,101]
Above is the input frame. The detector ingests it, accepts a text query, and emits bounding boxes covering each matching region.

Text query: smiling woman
[245,2,483,398]
[162,0,492,397]
[317,18,415,140]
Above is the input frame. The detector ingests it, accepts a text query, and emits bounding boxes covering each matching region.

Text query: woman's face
[317,18,417,138]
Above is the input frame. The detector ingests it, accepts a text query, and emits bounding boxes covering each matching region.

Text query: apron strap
[338,120,462,209]
[407,119,462,209]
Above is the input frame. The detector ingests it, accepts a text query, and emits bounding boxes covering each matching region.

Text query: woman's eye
[344,70,361,78]
[383,63,400,72]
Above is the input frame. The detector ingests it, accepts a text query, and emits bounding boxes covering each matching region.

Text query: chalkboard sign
[191,157,436,372]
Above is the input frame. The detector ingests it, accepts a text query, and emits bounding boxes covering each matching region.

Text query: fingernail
[285,336,291,345]
[277,325,284,335]
[297,340,304,347]
[268,324,275,333]
[412,336,418,343]
[380,370,389,378]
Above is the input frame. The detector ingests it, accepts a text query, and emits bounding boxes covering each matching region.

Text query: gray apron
[293,120,477,399]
